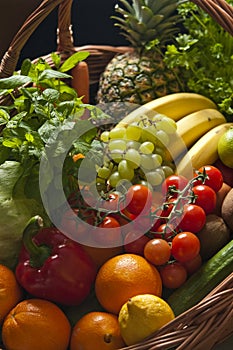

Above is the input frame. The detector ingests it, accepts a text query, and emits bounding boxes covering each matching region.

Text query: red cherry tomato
[192,185,217,214]
[159,262,187,289]
[124,231,151,256]
[162,175,189,198]
[125,184,153,215]
[60,207,97,241]
[94,216,122,246]
[144,239,171,266]
[178,204,206,233]
[153,223,177,242]
[171,231,200,263]
[195,165,223,192]
[99,192,121,212]
[182,254,202,276]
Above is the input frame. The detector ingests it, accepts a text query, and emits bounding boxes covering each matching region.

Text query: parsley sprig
[164,0,233,121]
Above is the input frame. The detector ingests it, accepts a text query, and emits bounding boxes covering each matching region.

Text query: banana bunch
[115,92,229,176]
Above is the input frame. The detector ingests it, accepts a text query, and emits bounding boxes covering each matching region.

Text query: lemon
[218,127,233,168]
[118,294,175,346]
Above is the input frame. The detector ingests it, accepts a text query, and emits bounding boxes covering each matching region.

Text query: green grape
[108,171,122,188]
[97,166,111,179]
[100,131,110,142]
[109,149,124,163]
[140,154,155,170]
[125,123,142,141]
[151,153,163,168]
[154,146,173,164]
[162,165,174,178]
[109,127,126,139]
[154,167,165,180]
[137,180,153,192]
[108,139,127,151]
[139,141,154,154]
[118,160,135,181]
[96,176,106,184]
[124,148,141,169]
[116,179,132,194]
[145,171,164,186]
[126,140,140,150]
[156,116,177,134]
[152,113,167,122]
[140,125,157,144]
[155,129,170,147]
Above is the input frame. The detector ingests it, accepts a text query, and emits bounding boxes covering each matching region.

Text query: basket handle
[191,0,233,36]
[0,0,74,78]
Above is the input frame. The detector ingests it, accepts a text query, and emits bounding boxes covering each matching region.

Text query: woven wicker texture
[0,0,131,83]
[0,1,233,349]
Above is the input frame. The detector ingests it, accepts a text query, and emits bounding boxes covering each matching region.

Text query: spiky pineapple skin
[96,50,184,105]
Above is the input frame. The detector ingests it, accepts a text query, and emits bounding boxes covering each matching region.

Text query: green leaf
[42,88,60,102]
[0,75,32,89]
[39,69,71,81]
[60,51,90,72]
[0,108,10,126]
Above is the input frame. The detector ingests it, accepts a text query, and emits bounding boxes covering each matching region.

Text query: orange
[81,244,124,268]
[0,264,23,324]
[70,311,126,350]
[95,253,162,314]
[2,298,71,350]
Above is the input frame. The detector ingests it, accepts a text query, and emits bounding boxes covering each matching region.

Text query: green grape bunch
[96,113,178,192]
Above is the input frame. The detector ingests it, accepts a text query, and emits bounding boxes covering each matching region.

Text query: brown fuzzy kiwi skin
[196,214,231,261]
[221,188,233,231]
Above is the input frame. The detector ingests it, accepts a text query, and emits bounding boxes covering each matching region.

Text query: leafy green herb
[164,0,233,121]
[0,51,109,207]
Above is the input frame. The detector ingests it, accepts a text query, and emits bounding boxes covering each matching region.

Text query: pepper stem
[22,215,51,268]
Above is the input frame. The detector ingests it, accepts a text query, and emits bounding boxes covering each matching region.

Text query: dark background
[0,0,128,68]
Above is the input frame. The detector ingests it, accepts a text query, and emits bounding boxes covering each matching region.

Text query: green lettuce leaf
[0,161,49,270]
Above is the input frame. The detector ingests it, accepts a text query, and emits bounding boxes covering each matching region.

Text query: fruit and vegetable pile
[0,1,233,350]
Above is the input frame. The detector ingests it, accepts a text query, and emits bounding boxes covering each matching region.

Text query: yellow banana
[116,92,217,127]
[176,122,233,177]
[170,108,227,160]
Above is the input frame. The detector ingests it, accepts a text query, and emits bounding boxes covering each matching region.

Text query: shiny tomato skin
[159,262,187,289]
[99,192,120,212]
[153,223,176,242]
[125,184,153,215]
[162,175,189,197]
[94,216,122,246]
[171,231,200,263]
[192,185,217,214]
[144,238,171,266]
[195,165,223,192]
[178,204,206,233]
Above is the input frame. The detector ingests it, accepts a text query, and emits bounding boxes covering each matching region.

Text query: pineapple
[96,0,185,105]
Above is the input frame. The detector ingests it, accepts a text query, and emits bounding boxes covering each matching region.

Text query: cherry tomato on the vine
[192,185,217,214]
[125,184,153,215]
[93,216,122,246]
[153,223,176,242]
[98,192,121,212]
[178,204,206,233]
[171,231,200,263]
[195,165,223,193]
[144,238,171,266]
[159,262,187,289]
[162,175,189,198]
[60,207,97,241]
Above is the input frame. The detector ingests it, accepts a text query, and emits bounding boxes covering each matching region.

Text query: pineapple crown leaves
[112,0,183,50]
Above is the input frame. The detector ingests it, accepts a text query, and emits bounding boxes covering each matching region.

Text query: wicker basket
[0,1,232,349]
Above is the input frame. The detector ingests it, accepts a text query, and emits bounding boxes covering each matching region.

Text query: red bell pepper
[15,215,97,306]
